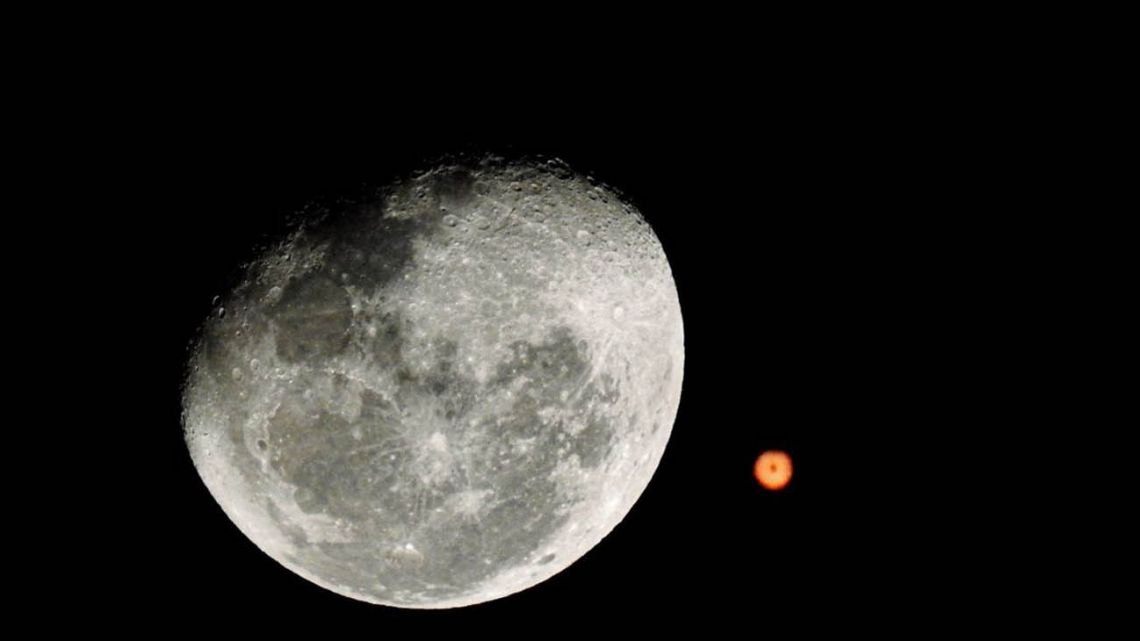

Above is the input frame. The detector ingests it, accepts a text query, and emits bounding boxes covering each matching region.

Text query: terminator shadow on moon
[182,155,685,608]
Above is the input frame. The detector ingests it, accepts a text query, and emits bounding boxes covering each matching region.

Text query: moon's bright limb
[182,156,684,608]
[754,451,793,491]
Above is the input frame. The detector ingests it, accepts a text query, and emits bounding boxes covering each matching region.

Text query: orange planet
[754,450,793,491]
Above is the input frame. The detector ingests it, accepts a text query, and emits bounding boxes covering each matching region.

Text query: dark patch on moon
[433,168,477,213]
[255,322,619,603]
[489,329,620,468]
[272,276,352,363]
[287,187,451,299]
[323,211,431,293]
[570,374,622,467]
[356,309,405,367]
[267,386,410,521]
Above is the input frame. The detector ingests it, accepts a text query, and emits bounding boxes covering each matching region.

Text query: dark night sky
[88,89,936,630]
[23,14,1085,628]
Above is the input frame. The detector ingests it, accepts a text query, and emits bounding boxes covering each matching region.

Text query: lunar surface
[182,156,684,608]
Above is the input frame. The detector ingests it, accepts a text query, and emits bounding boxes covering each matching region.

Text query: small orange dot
[754,450,792,491]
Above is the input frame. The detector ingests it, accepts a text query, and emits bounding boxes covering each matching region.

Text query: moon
[182,156,684,608]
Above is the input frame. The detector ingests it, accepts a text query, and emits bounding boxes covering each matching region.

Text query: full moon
[182,156,684,608]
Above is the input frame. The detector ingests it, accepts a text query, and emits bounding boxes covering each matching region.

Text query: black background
[26,19,1093,632]
[96,92,928,630]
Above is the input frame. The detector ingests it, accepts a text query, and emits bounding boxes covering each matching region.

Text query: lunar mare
[182,157,684,608]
